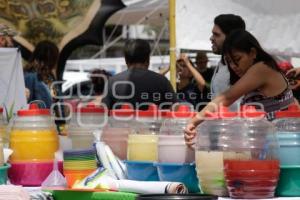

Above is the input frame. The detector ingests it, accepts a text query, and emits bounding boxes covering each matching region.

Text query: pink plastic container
[8,161,63,186]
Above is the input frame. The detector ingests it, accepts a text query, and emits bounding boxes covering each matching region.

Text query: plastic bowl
[64,169,94,188]
[8,161,63,186]
[136,194,217,200]
[155,163,200,193]
[0,163,10,184]
[276,165,300,196]
[124,161,159,181]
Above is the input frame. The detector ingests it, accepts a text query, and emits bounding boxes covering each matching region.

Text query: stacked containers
[0,107,8,147]
[223,107,279,199]
[68,103,107,149]
[101,104,135,160]
[157,105,199,193]
[273,105,300,196]
[9,104,59,185]
[196,107,238,196]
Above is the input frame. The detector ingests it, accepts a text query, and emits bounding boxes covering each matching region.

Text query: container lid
[275,104,300,118]
[239,105,266,118]
[17,104,50,116]
[205,106,237,119]
[136,104,158,117]
[75,103,106,113]
[109,104,135,117]
[165,105,196,118]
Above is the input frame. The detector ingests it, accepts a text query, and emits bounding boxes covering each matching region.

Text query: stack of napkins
[0,185,30,200]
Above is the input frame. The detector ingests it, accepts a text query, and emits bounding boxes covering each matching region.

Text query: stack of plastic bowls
[9,104,59,186]
[273,104,300,196]
[223,106,279,199]
[63,148,97,188]
[101,104,135,160]
[196,107,238,197]
[157,105,199,193]
[68,103,108,149]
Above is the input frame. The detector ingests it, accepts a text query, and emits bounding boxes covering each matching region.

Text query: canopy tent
[176,0,300,57]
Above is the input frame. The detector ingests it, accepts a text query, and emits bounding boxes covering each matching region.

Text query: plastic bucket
[276,165,300,196]
[136,194,217,200]
[125,161,159,181]
[155,163,200,193]
[0,163,10,184]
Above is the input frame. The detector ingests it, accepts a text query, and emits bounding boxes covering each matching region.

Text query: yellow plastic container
[127,134,158,161]
[9,104,59,162]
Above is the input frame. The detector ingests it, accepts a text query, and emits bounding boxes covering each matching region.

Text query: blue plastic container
[277,132,300,165]
[125,161,159,181]
[0,163,10,184]
[155,163,200,193]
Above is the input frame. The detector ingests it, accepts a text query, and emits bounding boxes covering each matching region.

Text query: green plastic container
[276,165,300,196]
[0,163,10,184]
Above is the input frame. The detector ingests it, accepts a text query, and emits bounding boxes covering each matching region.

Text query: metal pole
[169,0,176,91]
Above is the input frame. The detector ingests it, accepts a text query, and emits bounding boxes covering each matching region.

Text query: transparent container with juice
[68,103,108,149]
[196,107,239,196]
[9,104,59,162]
[127,105,160,161]
[223,106,279,199]
[159,105,196,163]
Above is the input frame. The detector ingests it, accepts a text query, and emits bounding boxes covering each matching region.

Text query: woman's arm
[181,54,206,92]
[185,63,268,145]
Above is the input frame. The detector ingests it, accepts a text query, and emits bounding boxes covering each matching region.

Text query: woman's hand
[286,68,300,79]
[184,122,197,148]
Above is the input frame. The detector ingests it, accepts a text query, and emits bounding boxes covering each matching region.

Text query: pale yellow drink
[127,134,158,161]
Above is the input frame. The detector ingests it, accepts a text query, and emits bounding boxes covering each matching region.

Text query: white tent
[176,0,300,57]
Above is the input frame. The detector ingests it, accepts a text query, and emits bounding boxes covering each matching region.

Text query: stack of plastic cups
[223,106,279,199]
[101,104,135,160]
[273,104,300,196]
[196,107,238,197]
[126,105,160,181]
[63,148,97,188]
[157,105,199,193]
[9,104,60,186]
[68,103,108,149]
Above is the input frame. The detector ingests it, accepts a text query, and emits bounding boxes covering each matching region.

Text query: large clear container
[101,104,135,160]
[127,105,160,162]
[159,105,196,163]
[196,107,238,197]
[223,107,279,199]
[273,104,300,165]
[9,104,59,162]
[68,103,108,149]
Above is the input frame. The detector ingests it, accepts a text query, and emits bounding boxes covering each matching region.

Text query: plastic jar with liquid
[159,105,196,163]
[9,104,59,162]
[68,103,108,149]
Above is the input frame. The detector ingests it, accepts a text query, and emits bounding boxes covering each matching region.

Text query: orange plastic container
[9,104,59,162]
[64,169,94,188]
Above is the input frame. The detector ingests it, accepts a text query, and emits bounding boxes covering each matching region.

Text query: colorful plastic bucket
[125,161,159,181]
[0,163,10,184]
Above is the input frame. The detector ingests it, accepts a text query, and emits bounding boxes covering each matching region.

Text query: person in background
[89,69,112,104]
[102,39,177,110]
[0,24,16,48]
[176,54,208,110]
[23,40,59,108]
[195,52,214,86]
[185,30,295,145]
[209,14,246,110]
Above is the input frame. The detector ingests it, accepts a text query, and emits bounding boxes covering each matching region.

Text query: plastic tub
[277,133,300,165]
[155,163,200,193]
[136,194,217,200]
[8,161,63,186]
[0,163,10,184]
[276,165,300,196]
[125,161,159,181]
[64,169,95,188]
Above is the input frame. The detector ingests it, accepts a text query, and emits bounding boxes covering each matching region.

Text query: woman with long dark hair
[185,29,295,144]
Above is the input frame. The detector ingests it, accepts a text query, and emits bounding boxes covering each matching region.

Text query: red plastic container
[8,161,63,186]
[224,160,280,199]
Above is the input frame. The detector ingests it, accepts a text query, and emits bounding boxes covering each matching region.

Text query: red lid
[75,102,106,113]
[165,105,196,118]
[17,104,50,116]
[110,104,135,117]
[136,104,158,117]
[158,109,170,118]
[240,105,266,118]
[205,106,238,119]
[275,104,300,118]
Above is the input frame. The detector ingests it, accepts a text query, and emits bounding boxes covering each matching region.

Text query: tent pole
[169,0,177,92]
